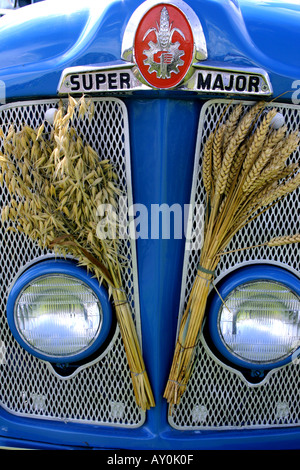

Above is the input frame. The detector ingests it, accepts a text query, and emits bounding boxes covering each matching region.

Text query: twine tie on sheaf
[197,265,215,277]
[132,370,146,377]
[113,299,130,307]
[196,264,215,286]
[177,265,215,353]
[169,264,217,396]
[111,286,130,306]
[175,264,229,356]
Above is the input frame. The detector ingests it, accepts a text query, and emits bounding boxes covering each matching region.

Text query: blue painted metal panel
[0,0,299,451]
[240,0,300,70]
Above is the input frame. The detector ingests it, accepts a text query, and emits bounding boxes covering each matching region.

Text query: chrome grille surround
[0,98,144,428]
[169,99,300,430]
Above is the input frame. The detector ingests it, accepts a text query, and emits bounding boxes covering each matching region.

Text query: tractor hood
[0,0,300,452]
[0,0,299,101]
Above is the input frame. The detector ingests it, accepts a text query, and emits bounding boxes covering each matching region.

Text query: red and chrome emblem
[134,4,194,89]
[59,1,272,97]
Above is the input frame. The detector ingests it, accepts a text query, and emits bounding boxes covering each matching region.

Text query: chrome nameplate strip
[185,64,273,96]
[58,63,272,96]
[58,64,148,94]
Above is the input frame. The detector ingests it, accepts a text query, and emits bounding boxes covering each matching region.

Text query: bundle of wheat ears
[164,101,300,408]
[0,96,155,411]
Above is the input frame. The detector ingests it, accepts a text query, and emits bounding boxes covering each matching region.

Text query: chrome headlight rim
[7,260,113,364]
[208,265,300,371]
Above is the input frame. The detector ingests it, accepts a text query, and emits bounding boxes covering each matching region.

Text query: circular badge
[134,4,194,89]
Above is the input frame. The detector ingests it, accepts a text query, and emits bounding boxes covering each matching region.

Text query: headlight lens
[7,261,112,363]
[208,266,300,370]
[218,280,300,364]
[15,275,102,357]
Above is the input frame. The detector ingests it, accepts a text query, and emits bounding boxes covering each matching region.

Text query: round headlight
[208,265,300,370]
[7,260,112,363]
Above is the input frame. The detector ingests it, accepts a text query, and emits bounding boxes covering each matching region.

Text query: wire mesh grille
[170,99,300,430]
[0,98,144,427]
[170,335,300,429]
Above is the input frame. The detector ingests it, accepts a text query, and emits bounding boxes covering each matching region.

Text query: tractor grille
[170,99,300,430]
[0,98,144,428]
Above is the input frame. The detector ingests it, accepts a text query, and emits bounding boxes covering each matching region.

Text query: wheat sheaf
[164,101,300,408]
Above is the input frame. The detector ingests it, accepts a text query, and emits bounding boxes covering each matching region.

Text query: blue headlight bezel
[208,265,300,371]
[7,259,113,364]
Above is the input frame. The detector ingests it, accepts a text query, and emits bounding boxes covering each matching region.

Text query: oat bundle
[164,102,300,408]
[0,96,154,411]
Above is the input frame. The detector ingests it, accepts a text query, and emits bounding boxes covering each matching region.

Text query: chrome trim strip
[58,62,149,94]
[184,63,273,95]
[58,62,273,96]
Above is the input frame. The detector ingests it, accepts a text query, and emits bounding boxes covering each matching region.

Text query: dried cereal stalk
[0,96,154,411]
[241,108,276,174]
[215,103,266,197]
[202,132,213,196]
[222,103,243,152]
[164,101,300,408]
[217,232,300,256]
[212,123,225,183]
[267,233,300,246]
